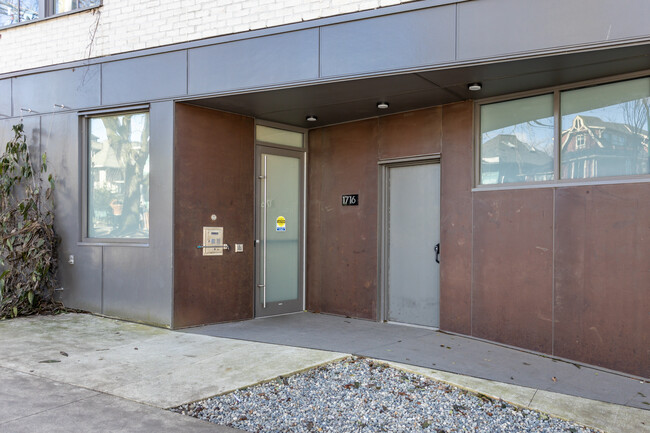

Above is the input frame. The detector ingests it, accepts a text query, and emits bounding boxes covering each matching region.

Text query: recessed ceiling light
[377,102,389,109]
[468,83,482,92]
[306,115,318,122]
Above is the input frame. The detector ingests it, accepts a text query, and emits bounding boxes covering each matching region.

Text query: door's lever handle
[434,243,440,264]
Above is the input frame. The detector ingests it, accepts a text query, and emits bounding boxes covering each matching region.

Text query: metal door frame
[377,154,441,325]
[254,144,306,317]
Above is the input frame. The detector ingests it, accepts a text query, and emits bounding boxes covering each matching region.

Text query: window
[479,94,555,185]
[561,77,650,180]
[53,0,98,14]
[87,111,150,240]
[478,76,650,185]
[0,0,99,27]
[255,124,304,148]
[0,0,39,26]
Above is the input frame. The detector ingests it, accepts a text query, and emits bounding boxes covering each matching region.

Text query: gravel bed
[172,357,600,433]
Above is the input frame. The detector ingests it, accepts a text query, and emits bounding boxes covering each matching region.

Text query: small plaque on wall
[342,194,359,206]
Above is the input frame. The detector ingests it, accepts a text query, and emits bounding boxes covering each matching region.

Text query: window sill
[473,175,650,192]
[0,4,101,31]
[78,241,149,248]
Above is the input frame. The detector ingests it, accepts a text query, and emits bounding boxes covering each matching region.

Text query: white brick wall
[0,0,420,74]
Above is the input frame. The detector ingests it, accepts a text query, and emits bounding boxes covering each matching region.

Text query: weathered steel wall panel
[173,104,255,328]
[377,107,441,160]
[320,6,456,77]
[555,185,650,378]
[101,102,175,326]
[306,129,324,313]
[439,101,473,334]
[472,189,554,354]
[188,29,319,95]
[457,0,650,61]
[307,119,379,319]
[11,66,100,115]
[101,51,188,106]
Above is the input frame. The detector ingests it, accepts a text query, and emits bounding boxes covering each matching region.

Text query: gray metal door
[255,146,304,317]
[386,162,441,328]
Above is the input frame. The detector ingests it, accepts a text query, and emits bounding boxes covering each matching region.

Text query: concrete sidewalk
[0,313,344,432]
[0,313,647,433]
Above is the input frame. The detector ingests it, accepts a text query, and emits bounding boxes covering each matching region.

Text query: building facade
[0,0,648,378]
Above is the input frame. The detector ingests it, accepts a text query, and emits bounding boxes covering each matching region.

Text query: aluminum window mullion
[554,89,561,181]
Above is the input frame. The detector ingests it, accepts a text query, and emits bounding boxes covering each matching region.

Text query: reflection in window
[54,0,100,14]
[561,77,650,179]
[0,0,39,26]
[88,112,150,239]
[480,94,555,184]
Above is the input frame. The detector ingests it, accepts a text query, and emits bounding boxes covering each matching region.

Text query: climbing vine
[0,124,59,318]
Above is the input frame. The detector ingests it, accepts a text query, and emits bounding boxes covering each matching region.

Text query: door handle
[434,243,440,264]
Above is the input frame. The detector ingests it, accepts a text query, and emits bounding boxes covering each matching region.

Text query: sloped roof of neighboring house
[481,134,553,166]
[561,115,649,150]
[91,142,121,169]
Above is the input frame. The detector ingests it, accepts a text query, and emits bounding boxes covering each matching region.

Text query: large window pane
[88,112,150,239]
[18,0,38,21]
[54,0,100,14]
[0,0,20,26]
[480,94,555,184]
[561,77,650,179]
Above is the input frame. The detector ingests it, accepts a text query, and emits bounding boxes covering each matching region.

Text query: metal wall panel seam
[454,3,458,61]
[99,63,103,106]
[100,246,104,314]
[185,50,189,96]
[551,188,556,355]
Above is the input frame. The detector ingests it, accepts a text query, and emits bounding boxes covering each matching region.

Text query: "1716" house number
[342,194,359,206]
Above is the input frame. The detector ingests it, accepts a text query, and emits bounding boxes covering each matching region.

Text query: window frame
[474,70,650,191]
[80,106,150,246]
[0,0,101,30]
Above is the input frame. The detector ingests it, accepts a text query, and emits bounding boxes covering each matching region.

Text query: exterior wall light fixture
[306,115,318,122]
[468,83,482,91]
[377,102,389,109]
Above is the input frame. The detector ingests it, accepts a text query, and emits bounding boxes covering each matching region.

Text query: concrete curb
[383,360,650,433]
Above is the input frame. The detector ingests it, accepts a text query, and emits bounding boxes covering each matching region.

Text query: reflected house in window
[561,115,649,179]
[481,134,554,184]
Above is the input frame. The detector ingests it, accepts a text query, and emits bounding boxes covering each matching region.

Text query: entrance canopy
[186,44,649,128]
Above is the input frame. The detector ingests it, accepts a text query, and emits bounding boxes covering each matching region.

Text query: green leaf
[12,306,17,318]
[27,290,34,305]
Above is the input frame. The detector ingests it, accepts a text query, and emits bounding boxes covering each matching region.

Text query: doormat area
[171,356,599,433]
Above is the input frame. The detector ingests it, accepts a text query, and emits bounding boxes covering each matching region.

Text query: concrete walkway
[0,313,344,432]
[187,312,650,433]
[0,312,647,433]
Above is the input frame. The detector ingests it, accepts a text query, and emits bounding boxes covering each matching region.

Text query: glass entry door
[255,146,304,317]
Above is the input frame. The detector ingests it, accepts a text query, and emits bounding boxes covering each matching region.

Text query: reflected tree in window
[0,0,39,26]
[88,112,150,239]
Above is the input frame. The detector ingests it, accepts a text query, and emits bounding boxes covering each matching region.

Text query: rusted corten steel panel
[173,104,255,328]
[472,188,554,354]
[306,119,379,319]
[306,129,324,312]
[555,184,650,378]
[439,102,473,334]
[378,107,442,160]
